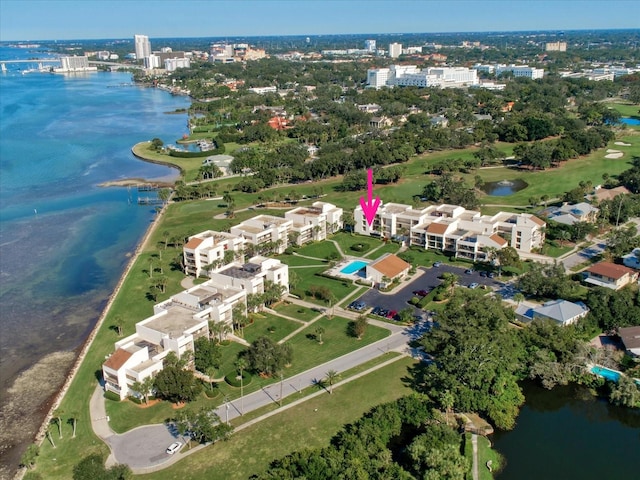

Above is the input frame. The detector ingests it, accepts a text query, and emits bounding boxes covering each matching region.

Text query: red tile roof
[587,262,637,280]
[490,233,508,247]
[529,215,546,226]
[426,223,449,235]
[184,237,204,249]
[104,348,132,371]
[369,254,411,279]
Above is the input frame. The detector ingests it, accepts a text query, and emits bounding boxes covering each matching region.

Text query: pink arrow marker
[360,169,381,227]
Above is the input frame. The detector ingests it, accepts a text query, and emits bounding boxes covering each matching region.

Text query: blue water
[340,260,369,274]
[620,117,640,126]
[591,366,621,382]
[0,46,189,414]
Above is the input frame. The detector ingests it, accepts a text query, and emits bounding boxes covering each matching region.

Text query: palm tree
[325,370,340,394]
[67,411,77,438]
[53,409,63,439]
[315,327,325,345]
[205,366,217,391]
[440,389,455,425]
[558,230,571,247]
[235,358,248,415]
[441,272,458,296]
[113,315,124,337]
[46,421,56,448]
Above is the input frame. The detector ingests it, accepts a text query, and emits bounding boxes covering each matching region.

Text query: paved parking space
[355,264,503,316]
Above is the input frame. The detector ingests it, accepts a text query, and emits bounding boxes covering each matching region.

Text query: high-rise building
[365,39,376,52]
[545,41,567,52]
[134,34,151,60]
[388,42,402,58]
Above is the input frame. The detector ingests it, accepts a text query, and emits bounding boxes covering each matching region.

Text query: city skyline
[1,0,639,42]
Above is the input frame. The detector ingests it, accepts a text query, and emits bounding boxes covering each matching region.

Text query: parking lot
[355,264,504,318]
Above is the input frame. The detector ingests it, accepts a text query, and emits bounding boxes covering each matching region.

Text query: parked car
[469,282,479,289]
[348,301,366,311]
[465,269,474,274]
[386,310,398,319]
[412,289,430,297]
[166,441,183,455]
[488,272,496,278]
[479,271,487,277]
[433,262,443,267]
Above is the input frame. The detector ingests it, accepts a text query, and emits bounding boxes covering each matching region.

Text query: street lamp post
[224,396,230,425]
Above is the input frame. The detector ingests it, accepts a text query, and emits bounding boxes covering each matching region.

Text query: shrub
[127,395,142,405]
[350,242,369,252]
[225,370,252,388]
[104,390,121,402]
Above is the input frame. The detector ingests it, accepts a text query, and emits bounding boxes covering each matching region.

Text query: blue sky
[1,0,639,41]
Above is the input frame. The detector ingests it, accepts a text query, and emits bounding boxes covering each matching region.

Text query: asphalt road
[560,241,607,271]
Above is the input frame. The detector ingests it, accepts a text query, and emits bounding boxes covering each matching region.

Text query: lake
[493,382,640,479]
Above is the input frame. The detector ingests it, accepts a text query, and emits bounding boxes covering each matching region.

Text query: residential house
[430,116,449,128]
[366,253,411,286]
[583,262,639,290]
[545,202,599,226]
[622,248,640,270]
[515,299,590,326]
[618,326,640,356]
[369,116,393,129]
[591,185,631,203]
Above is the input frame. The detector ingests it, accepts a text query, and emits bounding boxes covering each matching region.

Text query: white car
[166,441,183,455]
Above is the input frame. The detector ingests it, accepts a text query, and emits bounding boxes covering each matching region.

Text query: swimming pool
[591,366,621,382]
[340,260,369,274]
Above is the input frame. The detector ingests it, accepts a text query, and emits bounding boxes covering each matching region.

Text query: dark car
[465,269,474,274]
[488,272,496,278]
[412,289,430,297]
[479,271,487,277]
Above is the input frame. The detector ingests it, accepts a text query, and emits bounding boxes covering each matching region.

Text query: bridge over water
[0,59,143,71]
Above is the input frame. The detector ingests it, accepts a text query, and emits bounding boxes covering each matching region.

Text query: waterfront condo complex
[354,202,546,261]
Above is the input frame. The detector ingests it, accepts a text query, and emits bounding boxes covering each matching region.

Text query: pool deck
[327,258,371,281]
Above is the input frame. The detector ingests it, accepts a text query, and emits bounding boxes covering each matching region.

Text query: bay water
[0,46,189,476]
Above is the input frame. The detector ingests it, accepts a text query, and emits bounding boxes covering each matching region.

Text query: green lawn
[331,231,384,256]
[609,102,640,118]
[363,241,403,259]
[295,240,341,260]
[141,357,417,480]
[464,432,503,480]
[241,313,301,344]
[475,136,640,207]
[273,302,319,322]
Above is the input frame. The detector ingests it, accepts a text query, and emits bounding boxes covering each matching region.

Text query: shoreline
[131,141,185,177]
[21,193,172,480]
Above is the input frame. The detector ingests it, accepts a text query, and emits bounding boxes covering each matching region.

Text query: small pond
[480,179,528,196]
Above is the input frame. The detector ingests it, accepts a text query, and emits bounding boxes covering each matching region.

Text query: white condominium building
[354,202,545,260]
[285,201,344,245]
[164,57,190,72]
[367,65,479,89]
[54,56,97,73]
[495,64,544,79]
[231,215,293,255]
[102,254,289,400]
[134,34,151,60]
[183,231,246,278]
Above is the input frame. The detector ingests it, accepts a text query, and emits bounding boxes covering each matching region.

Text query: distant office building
[388,42,402,58]
[367,65,478,89]
[96,50,110,60]
[134,34,151,61]
[54,56,97,73]
[365,39,376,52]
[495,64,544,79]
[546,41,567,52]
[164,57,190,72]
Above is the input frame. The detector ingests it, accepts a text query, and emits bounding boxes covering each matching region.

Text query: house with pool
[330,253,411,288]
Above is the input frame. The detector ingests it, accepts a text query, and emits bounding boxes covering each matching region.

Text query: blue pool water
[340,260,369,274]
[591,366,621,382]
[620,117,640,126]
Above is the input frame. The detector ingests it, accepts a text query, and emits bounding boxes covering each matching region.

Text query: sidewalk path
[472,433,479,480]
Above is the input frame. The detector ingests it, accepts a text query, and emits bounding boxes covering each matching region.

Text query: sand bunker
[605,152,624,159]
[614,142,631,146]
